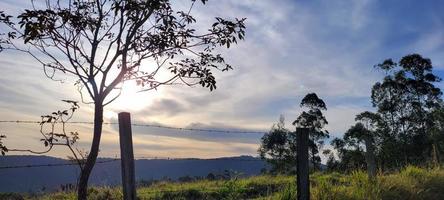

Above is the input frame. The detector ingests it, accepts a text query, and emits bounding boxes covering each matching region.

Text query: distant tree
[428,106,444,166]
[178,175,194,183]
[322,149,339,171]
[371,54,442,168]
[258,115,297,174]
[0,1,246,199]
[355,111,380,179]
[293,93,329,170]
[0,134,6,156]
[342,122,376,177]
[206,172,216,180]
[331,136,366,172]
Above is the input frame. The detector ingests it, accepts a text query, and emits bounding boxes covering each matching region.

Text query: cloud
[1,0,444,160]
[135,98,188,117]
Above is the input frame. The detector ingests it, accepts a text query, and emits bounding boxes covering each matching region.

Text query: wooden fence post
[296,127,310,200]
[118,112,136,200]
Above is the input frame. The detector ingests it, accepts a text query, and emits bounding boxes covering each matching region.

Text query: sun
[104,59,170,118]
[108,80,156,112]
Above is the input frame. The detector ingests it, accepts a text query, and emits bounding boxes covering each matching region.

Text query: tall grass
[3,165,444,200]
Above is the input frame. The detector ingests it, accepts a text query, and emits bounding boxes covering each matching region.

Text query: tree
[0,1,246,199]
[341,122,377,178]
[371,54,442,168]
[0,101,86,188]
[355,111,380,179]
[206,172,216,180]
[322,149,339,171]
[328,112,380,174]
[330,136,367,172]
[258,115,297,174]
[428,105,444,167]
[0,134,6,156]
[293,93,329,170]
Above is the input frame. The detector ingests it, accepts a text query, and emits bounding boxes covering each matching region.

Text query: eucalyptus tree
[330,113,379,173]
[329,112,381,177]
[258,115,297,174]
[0,0,246,199]
[355,111,380,178]
[428,105,444,166]
[371,54,442,167]
[338,121,378,178]
[293,93,329,170]
[330,124,367,172]
[322,149,339,171]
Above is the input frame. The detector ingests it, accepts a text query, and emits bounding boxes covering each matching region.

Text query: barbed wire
[0,120,267,134]
[0,158,120,169]
[0,156,263,170]
[0,120,266,170]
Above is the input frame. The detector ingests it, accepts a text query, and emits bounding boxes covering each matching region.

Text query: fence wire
[0,120,266,170]
[0,157,263,170]
[0,120,267,134]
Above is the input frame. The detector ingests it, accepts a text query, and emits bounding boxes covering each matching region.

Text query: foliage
[293,93,329,170]
[428,106,444,166]
[8,166,444,200]
[330,126,367,172]
[258,115,297,174]
[1,101,84,168]
[0,134,7,156]
[259,93,329,173]
[1,0,246,95]
[370,54,442,168]
[0,1,246,199]
[331,54,444,173]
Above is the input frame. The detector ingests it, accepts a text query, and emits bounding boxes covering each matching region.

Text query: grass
[3,166,444,200]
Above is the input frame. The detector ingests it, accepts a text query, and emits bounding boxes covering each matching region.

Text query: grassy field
[2,166,444,200]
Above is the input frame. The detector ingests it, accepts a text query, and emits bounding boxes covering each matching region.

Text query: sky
[1,0,444,161]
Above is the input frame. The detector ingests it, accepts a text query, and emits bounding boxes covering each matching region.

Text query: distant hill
[0,155,266,192]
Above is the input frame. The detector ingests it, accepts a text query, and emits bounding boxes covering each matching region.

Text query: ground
[2,166,444,200]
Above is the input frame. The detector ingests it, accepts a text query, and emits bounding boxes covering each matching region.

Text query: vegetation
[2,166,443,200]
[259,93,329,173]
[292,93,329,171]
[260,54,444,180]
[0,0,442,198]
[258,115,296,174]
[0,0,246,199]
[329,54,444,174]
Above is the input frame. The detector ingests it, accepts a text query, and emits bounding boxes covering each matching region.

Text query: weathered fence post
[118,112,136,200]
[296,127,309,200]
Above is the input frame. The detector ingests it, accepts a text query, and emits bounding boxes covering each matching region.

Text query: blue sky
[0,0,444,160]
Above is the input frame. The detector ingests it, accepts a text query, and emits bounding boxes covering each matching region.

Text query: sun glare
[109,80,156,112]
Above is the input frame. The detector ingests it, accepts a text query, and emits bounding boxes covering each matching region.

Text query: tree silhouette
[371,54,442,167]
[0,101,86,187]
[428,105,444,166]
[339,122,377,178]
[293,93,329,170]
[355,111,380,179]
[0,134,6,156]
[0,1,246,199]
[330,128,367,172]
[258,115,297,174]
[331,54,444,172]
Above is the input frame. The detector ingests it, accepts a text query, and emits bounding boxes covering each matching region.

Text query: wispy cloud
[1,0,444,160]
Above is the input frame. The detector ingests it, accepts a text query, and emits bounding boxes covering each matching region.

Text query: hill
[3,166,444,199]
[0,155,266,192]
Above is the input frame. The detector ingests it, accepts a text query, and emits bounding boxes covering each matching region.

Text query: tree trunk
[77,101,104,200]
[432,142,440,168]
[364,135,377,180]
